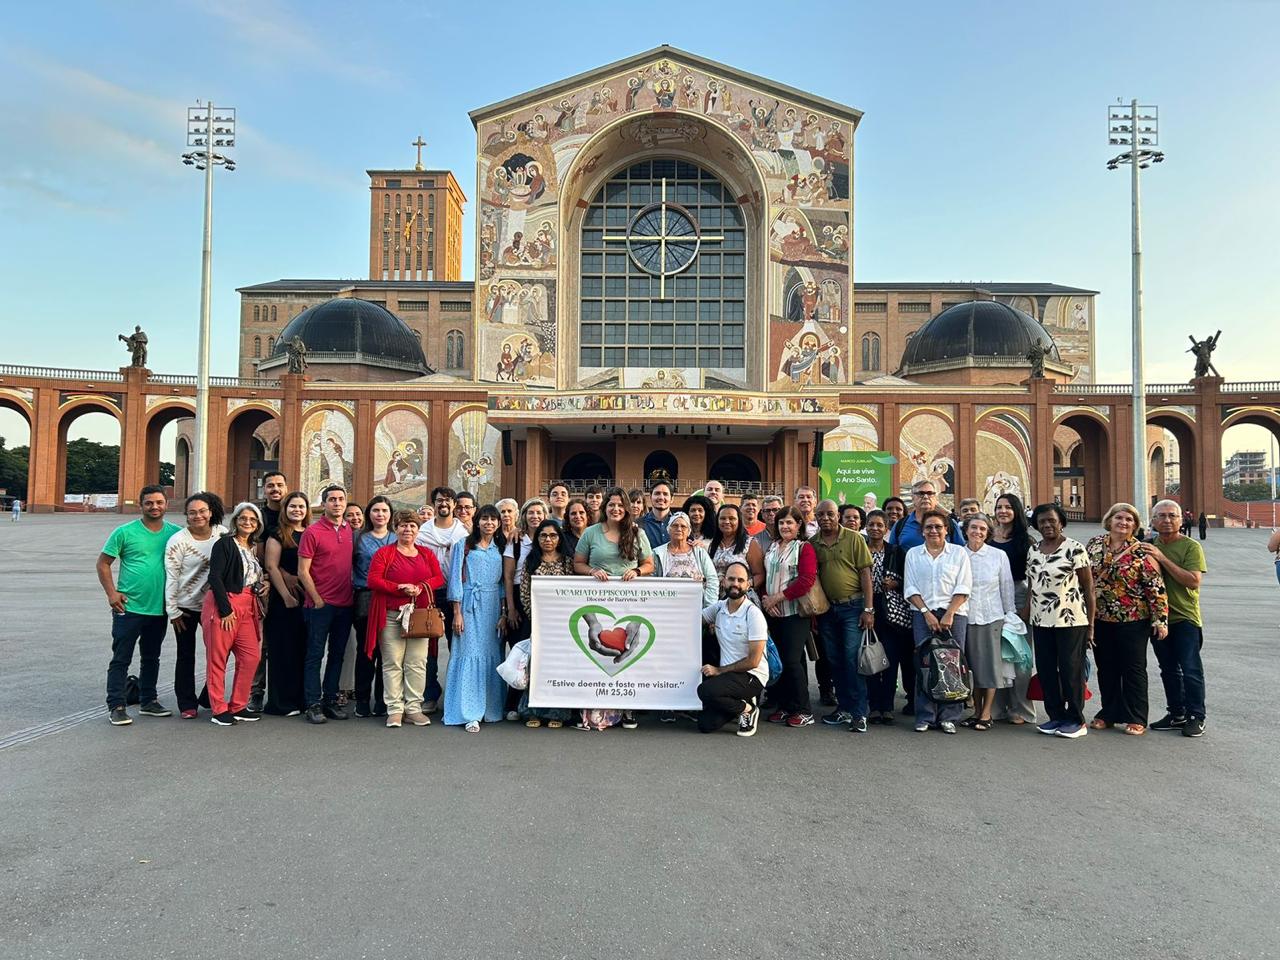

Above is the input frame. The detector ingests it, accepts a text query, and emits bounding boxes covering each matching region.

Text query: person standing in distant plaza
[1197,512,1208,541]
[247,470,290,713]
[202,502,268,726]
[640,479,674,549]
[1139,500,1209,738]
[416,486,470,712]
[164,492,227,719]
[10,498,20,522]
[698,561,768,737]
[297,484,356,724]
[98,485,182,726]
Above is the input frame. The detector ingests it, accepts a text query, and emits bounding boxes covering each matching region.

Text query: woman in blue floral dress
[445,504,507,732]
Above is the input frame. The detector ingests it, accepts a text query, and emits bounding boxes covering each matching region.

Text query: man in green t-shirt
[810,499,876,731]
[1137,499,1208,738]
[96,485,182,726]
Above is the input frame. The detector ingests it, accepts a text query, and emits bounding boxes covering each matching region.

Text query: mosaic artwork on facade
[824,409,880,452]
[448,405,502,503]
[0,387,36,412]
[474,53,854,393]
[898,408,956,508]
[301,407,354,504]
[975,408,1033,512]
[372,408,430,510]
[488,391,836,415]
[1000,294,1093,383]
[1051,404,1111,422]
[59,392,122,411]
[227,396,281,415]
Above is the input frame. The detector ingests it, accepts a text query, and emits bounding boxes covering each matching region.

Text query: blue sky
[1,0,1277,458]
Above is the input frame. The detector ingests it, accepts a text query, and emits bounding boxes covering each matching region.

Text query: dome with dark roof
[268,298,429,373]
[899,300,1059,369]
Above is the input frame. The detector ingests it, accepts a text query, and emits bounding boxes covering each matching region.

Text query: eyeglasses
[537,532,560,539]
[433,497,453,504]
[915,490,937,498]
[923,524,946,531]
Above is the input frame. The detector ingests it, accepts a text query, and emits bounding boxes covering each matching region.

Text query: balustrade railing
[0,364,124,382]
[1220,381,1280,393]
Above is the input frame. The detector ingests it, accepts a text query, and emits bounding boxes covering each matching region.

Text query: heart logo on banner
[568,604,656,677]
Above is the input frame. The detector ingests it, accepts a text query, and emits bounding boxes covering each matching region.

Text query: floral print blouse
[518,556,575,617]
[1085,535,1168,627]
[1025,538,1090,628]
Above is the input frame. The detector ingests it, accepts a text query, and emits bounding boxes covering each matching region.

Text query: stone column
[278,374,304,487]
[1194,376,1225,523]
[1028,378,1054,508]
[28,386,60,512]
[118,367,149,513]
[353,397,376,506]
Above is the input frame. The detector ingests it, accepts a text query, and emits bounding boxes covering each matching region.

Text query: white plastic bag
[496,638,531,690]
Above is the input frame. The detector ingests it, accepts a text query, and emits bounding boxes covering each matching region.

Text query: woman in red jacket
[365,510,446,728]
[760,505,819,727]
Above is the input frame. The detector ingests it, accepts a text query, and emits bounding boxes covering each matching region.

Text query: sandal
[1009,717,1027,725]
[961,716,980,728]
[525,718,542,728]
[547,720,563,729]
[1089,718,1111,730]
[972,719,992,731]
[1124,723,1146,736]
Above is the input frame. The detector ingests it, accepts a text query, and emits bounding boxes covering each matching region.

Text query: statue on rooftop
[118,326,148,368]
[1188,331,1220,378]
[286,336,308,375]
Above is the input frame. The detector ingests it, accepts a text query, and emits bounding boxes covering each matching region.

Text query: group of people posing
[97,472,1209,740]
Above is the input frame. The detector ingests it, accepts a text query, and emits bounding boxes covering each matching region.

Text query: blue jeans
[1152,619,1206,720]
[911,610,968,725]
[304,604,353,707]
[106,612,168,708]
[817,599,869,719]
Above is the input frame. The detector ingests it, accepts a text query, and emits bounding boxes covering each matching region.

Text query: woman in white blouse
[652,512,719,608]
[904,508,973,734]
[960,513,1016,731]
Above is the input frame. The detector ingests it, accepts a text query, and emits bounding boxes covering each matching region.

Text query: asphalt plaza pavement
[1,513,1278,959]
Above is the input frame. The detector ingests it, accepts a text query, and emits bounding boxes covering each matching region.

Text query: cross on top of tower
[412,135,427,171]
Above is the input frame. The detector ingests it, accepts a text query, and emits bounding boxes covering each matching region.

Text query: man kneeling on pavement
[697,561,768,736]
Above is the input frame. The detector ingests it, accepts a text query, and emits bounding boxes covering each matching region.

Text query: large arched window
[579,159,746,372]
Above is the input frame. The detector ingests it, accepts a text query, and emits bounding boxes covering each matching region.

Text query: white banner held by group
[528,576,702,710]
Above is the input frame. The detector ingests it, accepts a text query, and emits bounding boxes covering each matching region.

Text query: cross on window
[602,178,723,299]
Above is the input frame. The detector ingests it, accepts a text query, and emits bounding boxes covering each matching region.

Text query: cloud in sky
[186,0,391,85]
[2,45,352,193]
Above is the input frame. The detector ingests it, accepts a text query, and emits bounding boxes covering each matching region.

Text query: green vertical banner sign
[819,452,896,511]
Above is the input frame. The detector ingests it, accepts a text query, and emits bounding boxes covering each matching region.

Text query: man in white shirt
[415,485,469,711]
[698,561,768,736]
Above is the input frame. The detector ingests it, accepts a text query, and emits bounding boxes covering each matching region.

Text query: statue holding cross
[1187,330,1221,379]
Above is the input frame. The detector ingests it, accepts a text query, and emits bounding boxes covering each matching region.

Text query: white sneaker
[940,721,957,734]
[914,723,930,732]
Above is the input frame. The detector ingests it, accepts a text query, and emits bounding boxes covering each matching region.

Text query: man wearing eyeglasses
[886,480,964,550]
[415,486,469,711]
[753,495,784,552]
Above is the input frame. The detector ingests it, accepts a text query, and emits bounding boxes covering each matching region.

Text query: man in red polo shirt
[298,484,355,724]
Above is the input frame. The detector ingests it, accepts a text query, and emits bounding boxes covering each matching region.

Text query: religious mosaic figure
[118,326,148,368]
[1188,331,1220,378]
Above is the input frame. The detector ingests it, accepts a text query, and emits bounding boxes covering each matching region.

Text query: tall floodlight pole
[1107,101,1164,522]
[182,102,236,491]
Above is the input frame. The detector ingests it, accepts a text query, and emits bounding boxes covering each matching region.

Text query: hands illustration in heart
[583,611,641,663]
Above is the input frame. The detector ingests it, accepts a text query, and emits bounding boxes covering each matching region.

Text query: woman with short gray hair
[961,513,1016,730]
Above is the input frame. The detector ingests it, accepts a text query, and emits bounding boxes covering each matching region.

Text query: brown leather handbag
[405,593,445,639]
